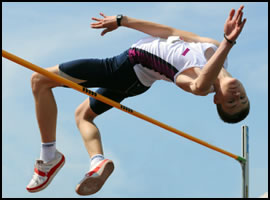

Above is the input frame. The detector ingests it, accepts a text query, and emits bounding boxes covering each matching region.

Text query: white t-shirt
[128,36,228,87]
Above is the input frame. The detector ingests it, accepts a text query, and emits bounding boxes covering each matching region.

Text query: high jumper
[3,5,249,196]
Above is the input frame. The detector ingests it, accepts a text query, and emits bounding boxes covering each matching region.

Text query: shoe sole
[75,160,114,196]
[27,156,65,193]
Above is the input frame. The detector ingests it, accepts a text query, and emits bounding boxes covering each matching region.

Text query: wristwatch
[116,14,123,26]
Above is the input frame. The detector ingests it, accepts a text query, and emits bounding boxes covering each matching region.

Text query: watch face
[117,15,122,26]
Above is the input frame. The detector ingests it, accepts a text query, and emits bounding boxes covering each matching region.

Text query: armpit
[204,47,216,61]
[204,46,229,69]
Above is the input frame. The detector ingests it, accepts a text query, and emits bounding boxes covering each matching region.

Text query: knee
[31,65,61,95]
[75,104,96,127]
[75,106,86,127]
[31,72,44,95]
[31,71,58,96]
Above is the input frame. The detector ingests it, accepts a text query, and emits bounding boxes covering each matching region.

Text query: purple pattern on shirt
[128,48,178,81]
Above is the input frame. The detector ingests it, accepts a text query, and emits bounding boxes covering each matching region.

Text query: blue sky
[2,2,268,198]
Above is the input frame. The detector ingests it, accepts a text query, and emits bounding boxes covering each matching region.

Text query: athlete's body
[27,6,248,195]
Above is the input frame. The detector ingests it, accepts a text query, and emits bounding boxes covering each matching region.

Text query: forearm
[195,39,232,91]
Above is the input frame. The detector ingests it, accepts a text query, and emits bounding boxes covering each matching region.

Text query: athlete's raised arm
[189,5,247,94]
[91,13,219,45]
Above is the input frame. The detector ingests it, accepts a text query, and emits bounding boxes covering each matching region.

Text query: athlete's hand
[224,5,247,43]
[91,13,118,36]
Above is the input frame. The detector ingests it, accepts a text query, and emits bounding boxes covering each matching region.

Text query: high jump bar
[2,49,246,163]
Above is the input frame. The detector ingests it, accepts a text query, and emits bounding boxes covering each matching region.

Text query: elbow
[192,82,210,96]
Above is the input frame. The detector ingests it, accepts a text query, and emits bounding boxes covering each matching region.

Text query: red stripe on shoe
[27,154,65,191]
[34,168,46,177]
[47,155,65,177]
[87,159,108,177]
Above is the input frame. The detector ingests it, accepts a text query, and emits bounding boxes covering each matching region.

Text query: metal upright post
[242,125,249,198]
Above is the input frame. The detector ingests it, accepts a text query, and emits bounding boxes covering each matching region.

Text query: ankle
[90,154,104,169]
[40,141,56,163]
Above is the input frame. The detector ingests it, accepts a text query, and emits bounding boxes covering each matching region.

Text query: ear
[214,94,221,104]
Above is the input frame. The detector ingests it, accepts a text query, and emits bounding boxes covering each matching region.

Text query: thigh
[58,58,114,88]
[58,50,134,90]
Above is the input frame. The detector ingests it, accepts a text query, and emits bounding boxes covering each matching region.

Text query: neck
[213,68,232,92]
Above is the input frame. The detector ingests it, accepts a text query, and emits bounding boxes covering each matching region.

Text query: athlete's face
[214,77,249,114]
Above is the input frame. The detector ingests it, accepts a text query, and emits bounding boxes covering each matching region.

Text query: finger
[236,18,247,35]
[100,12,106,18]
[91,22,103,28]
[101,29,110,36]
[234,7,242,21]
[236,11,243,25]
[239,5,244,11]
[92,17,102,22]
[235,5,244,18]
[240,18,247,29]
[91,21,101,25]
[91,21,100,25]
[228,9,235,21]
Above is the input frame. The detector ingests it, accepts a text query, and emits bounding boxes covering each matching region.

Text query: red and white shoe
[75,159,114,195]
[26,150,65,193]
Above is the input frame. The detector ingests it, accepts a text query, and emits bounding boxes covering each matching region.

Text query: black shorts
[59,50,150,115]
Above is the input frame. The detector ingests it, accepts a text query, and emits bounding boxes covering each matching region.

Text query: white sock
[40,141,56,163]
[90,154,104,170]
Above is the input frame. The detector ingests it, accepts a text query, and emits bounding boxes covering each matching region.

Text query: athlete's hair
[216,101,250,123]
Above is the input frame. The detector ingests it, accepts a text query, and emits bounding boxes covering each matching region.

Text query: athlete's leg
[74,95,120,196]
[75,98,103,157]
[31,65,62,143]
[27,65,65,193]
